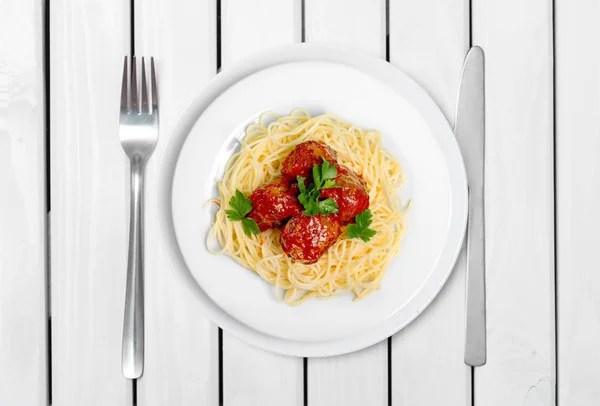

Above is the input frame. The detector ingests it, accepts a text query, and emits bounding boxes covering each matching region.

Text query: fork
[120,56,158,379]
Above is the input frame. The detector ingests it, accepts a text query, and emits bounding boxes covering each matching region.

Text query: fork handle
[122,156,145,379]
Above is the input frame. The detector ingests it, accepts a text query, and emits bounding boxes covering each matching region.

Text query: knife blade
[454,46,486,367]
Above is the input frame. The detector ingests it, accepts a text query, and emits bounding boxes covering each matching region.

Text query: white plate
[156,44,467,357]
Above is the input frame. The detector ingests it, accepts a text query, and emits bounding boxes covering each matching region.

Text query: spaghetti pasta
[207,110,407,305]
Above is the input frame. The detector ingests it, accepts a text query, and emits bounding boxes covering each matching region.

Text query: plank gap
[130,0,135,56]
[45,0,51,213]
[385,0,390,62]
[47,317,52,405]
[300,0,305,42]
[216,0,222,72]
[552,0,558,402]
[471,367,475,406]
[467,1,473,405]
[468,0,472,47]
[130,5,136,406]
[44,0,52,403]
[303,357,308,406]
[387,337,392,406]
[219,328,223,406]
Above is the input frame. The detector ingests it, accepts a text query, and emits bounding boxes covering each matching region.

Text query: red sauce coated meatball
[280,214,342,264]
[320,168,369,223]
[281,141,338,179]
[247,178,303,231]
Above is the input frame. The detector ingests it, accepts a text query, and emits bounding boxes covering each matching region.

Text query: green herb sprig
[346,209,377,242]
[225,189,261,236]
[297,159,339,216]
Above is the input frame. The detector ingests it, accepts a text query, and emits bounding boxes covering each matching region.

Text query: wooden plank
[223,339,303,406]
[0,0,47,405]
[556,0,600,403]
[308,344,387,406]
[304,1,388,405]
[304,0,386,58]
[50,0,133,404]
[220,1,304,405]
[134,0,219,404]
[389,0,471,404]
[555,0,597,404]
[472,0,555,404]
[221,0,302,66]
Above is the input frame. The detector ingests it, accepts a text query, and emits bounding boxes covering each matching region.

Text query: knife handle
[464,184,486,366]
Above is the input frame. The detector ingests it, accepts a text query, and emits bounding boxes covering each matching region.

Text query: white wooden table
[5,0,588,404]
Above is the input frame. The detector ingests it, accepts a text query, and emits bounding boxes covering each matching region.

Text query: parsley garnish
[225,189,260,236]
[297,158,339,216]
[346,209,377,242]
[241,218,260,236]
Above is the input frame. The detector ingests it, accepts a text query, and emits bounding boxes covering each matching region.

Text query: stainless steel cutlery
[455,46,486,367]
[120,56,158,379]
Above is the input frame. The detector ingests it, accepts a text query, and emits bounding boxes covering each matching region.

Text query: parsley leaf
[227,189,252,220]
[320,158,337,181]
[315,198,339,215]
[312,164,322,187]
[225,209,243,221]
[242,218,260,236]
[355,208,373,228]
[347,209,377,242]
[226,189,260,236]
[322,179,337,189]
[297,176,307,194]
[296,159,340,216]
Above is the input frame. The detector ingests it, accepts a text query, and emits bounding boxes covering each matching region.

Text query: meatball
[281,141,338,179]
[280,214,342,264]
[287,182,300,197]
[320,168,369,223]
[247,178,303,231]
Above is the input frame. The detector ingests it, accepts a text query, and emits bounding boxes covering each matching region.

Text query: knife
[454,46,486,367]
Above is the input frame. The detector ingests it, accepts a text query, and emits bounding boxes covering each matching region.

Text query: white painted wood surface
[220,1,304,405]
[134,0,219,405]
[304,1,389,405]
[555,0,597,404]
[0,1,568,404]
[0,1,47,405]
[472,0,555,404]
[221,0,302,67]
[50,1,132,405]
[389,0,471,404]
[305,0,386,58]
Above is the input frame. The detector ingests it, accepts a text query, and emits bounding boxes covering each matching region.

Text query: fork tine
[120,56,128,113]
[141,57,149,113]
[131,56,138,113]
[151,57,158,113]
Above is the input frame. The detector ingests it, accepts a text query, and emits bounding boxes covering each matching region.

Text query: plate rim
[156,43,468,357]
